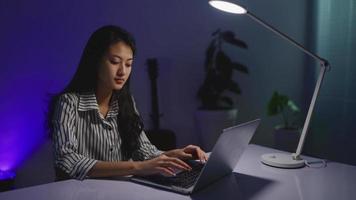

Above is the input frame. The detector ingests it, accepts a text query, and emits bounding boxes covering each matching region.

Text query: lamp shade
[209,0,247,14]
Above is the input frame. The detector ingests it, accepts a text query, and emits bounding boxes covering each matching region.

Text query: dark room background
[0,0,355,188]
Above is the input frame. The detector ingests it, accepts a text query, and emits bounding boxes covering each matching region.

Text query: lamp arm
[246,11,331,158]
[294,65,327,157]
[246,11,329,66]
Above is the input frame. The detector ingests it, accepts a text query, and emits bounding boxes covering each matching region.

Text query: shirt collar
[107,94,119,118]
[78,92,119,118]
[78,92,99,111]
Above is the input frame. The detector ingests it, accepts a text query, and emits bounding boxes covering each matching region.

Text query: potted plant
[267,91,301,152]
[195,29,249,150]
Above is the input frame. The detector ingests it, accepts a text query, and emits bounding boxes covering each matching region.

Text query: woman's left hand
[164,145,208,163]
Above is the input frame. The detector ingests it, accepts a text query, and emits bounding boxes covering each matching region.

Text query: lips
[114,78,125,84]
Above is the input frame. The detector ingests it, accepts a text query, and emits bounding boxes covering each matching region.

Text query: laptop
[131,119,260,194]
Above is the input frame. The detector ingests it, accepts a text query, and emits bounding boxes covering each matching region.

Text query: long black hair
[47,25,143,159]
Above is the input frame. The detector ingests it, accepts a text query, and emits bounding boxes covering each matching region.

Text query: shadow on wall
[14,139,55,189]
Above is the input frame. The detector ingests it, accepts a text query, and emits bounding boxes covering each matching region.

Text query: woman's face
[97,41,133,91]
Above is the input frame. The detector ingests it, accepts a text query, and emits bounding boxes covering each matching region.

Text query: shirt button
[108,126,112,131]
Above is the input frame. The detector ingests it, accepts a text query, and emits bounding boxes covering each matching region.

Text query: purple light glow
[0,0,89,172]
[0,170,16,181]
[0,122,39,171]
[0,74,53,171]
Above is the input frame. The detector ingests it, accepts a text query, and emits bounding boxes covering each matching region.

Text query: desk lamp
[209,0,330,168]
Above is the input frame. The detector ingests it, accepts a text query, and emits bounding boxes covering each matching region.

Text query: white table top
[1,144,356,200]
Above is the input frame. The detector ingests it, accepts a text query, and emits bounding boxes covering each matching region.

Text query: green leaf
[267,92,288,116]
[287,100,300,113]
[267,92,279,116]
[267,91,301,129]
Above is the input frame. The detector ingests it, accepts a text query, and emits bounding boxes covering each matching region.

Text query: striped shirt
[51,92,162,180]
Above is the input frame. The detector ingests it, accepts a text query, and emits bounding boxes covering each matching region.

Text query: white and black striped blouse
[51,92,162,180]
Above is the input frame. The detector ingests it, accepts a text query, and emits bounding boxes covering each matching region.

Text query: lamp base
[261,153,305,168]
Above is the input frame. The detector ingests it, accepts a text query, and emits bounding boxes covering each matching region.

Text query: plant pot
[195,109,238,151]
[274,128,301,153]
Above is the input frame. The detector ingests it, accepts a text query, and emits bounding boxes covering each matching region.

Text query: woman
[48,25,207,180]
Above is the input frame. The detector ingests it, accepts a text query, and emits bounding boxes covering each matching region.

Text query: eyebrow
[111,55,133,61]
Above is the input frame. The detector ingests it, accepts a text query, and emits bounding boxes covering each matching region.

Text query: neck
[95,86,113,107]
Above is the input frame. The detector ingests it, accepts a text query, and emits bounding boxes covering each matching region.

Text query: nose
[117,63,126,76]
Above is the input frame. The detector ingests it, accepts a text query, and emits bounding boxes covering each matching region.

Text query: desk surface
[1,144,356,200]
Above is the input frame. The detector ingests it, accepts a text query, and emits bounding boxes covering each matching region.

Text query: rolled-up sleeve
[52,94,97,180]
[130,96,162,160]
[131,131,163,161]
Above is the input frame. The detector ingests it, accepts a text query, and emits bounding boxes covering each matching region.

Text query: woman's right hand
[134,154,192,176]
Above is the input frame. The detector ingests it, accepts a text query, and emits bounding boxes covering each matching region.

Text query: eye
[110,60,120,65]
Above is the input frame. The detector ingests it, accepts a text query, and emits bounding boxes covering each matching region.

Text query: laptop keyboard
[169,161,204,188]
[136,161,205,188]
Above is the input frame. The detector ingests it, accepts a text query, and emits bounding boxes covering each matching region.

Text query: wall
[304,0,356,165]
[0,0,315,187]
[226,0,308,146]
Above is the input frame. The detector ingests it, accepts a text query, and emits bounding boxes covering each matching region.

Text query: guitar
[145,58,176,151]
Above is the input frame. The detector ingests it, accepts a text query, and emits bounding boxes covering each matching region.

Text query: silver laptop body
[131,119,261,194]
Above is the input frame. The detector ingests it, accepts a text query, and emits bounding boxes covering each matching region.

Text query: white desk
[1,144,355,200]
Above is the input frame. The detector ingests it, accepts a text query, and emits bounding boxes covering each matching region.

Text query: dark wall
[0,0,354,187]
[304,0,356,165]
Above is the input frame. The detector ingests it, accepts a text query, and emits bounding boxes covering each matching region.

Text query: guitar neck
[150,78,160,130]
[147,58,161,130]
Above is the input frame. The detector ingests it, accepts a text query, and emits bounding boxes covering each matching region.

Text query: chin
[113,86,123,91]
[113,84,125,90]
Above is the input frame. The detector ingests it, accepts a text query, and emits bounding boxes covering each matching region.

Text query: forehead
[107,41,133,59]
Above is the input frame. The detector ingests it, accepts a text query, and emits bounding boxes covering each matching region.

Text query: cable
[305,159,327,168]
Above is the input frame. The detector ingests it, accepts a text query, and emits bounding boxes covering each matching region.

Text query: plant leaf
[221,96,234,107]
[221,31,248,49]
[215,51,233,79]
[287,100,300,113]
[227,80,241,94]
[212,29,221,36]
[231,62,249,73]
[267,92,285,116]
[204,39,216,71]
[215,51,232,68]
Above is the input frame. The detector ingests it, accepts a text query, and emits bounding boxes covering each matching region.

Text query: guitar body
[145,58,176,151]
[145,129,176,151]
